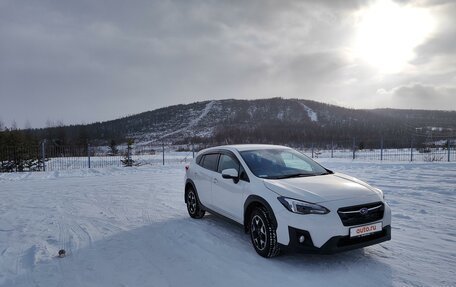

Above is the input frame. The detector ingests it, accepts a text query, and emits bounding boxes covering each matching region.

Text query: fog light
[299,235,305,243]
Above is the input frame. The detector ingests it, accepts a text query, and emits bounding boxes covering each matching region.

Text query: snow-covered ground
[0,160,455,287]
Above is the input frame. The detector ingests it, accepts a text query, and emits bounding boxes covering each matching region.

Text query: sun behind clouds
[352,0,436,74]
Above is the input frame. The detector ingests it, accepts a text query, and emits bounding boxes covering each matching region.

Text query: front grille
[337,202,384,226]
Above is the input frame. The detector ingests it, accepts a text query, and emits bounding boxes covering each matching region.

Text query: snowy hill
[32,98,456,146]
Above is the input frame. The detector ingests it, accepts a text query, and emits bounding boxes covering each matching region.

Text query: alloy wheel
[251,215,267,251]
[187,190,197,214]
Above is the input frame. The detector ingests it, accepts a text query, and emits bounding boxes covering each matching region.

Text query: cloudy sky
[0,0,455,128]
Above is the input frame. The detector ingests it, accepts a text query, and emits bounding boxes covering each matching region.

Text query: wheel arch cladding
[244,195,278,233]
[184,179,197,203]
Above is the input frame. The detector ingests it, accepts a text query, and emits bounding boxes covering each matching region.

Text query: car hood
[263,173,382,203]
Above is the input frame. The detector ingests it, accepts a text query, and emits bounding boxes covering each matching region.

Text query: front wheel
[186,187,205,219]
[249,207,280,258]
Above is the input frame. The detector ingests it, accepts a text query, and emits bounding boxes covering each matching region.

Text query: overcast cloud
[0,0,455,128]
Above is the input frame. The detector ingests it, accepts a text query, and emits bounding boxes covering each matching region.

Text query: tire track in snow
[57,204,72,255]
[75,224,93,247]
[57,215,71,284]
[17,245,40,286]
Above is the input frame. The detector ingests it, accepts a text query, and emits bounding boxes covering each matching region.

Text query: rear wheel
[186,187,205,219]
[249,207,280,257]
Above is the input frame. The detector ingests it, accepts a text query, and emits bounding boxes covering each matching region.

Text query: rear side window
[201,154,219,172]
[196,155,203,165]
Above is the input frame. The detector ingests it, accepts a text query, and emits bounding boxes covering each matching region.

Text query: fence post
[352,137,356,160]
[311,143,314,158]
[380,137,383,161]
[192,143,195,159]
[331,140,334,158]
[41,140,46,172]
[127,143,131,165]
[448,139,451,162]
[87,142,91,169]
[162,143,165,165]
[410,137,413,162]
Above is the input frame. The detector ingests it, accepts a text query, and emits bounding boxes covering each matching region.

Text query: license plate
[350,222,382,237]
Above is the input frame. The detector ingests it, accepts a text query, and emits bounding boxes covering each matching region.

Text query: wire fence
[1,138,455,173]
[298,137,456,162]
[0,142,196,172]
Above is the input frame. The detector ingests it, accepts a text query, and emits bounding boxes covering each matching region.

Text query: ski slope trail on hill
[159,100,216,139]
[298,101,318,122]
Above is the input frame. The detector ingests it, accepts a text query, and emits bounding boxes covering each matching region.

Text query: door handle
[213,178,218,184]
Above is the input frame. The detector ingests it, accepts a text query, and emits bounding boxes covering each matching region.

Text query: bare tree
[24,120,32,130]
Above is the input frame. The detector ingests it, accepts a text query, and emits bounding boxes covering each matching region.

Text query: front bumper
[281,225,391,254]
[274,195,392,248]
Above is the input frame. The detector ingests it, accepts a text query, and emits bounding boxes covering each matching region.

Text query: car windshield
[240,148,329,179]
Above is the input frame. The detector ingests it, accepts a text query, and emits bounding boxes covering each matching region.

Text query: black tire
[249,207,280,258]
[186,187,205,219]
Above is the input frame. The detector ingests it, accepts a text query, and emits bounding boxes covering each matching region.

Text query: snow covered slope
[0,161,455,286]
[299,102,318,122]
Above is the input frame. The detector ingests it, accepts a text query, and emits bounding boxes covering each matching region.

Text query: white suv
[184,145,391,257]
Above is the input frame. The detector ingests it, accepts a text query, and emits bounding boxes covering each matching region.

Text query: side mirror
[222,168,239,183]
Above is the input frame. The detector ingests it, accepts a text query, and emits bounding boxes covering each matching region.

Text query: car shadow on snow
[4,214,393,287]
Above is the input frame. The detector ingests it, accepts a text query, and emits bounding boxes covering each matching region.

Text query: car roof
[198,144,291,154]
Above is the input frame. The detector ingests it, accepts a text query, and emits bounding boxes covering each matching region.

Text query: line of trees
[0,121,42,172]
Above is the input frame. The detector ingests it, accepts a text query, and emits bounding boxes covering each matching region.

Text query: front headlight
[278,197,330,215]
